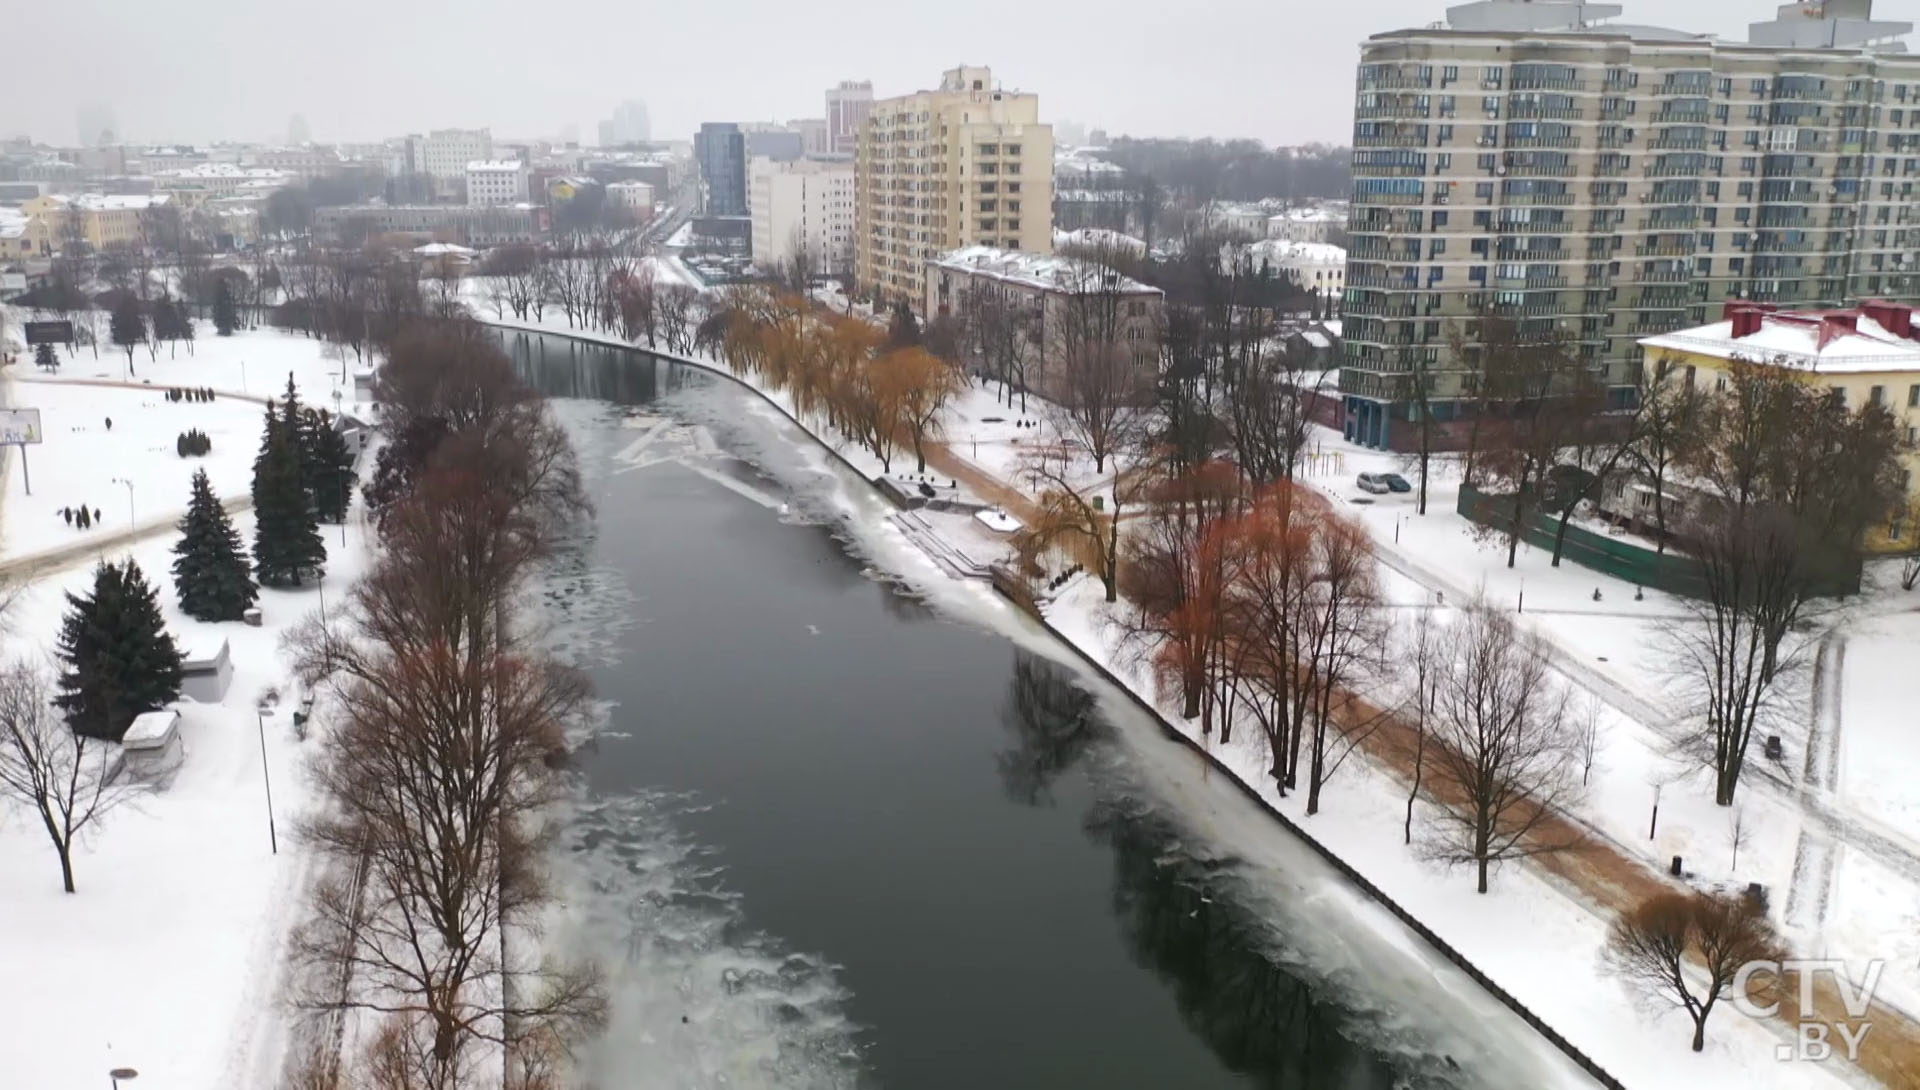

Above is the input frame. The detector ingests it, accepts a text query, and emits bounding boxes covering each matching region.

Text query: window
[1433,211,1449,228]
[1476,181,1494,199]
[1830,386,1848,406]
[1443,65,1459,83]
[978,199,997,212]
[1483,97,1501,117]
[1006,218,1020,231]
[1005,144,1021,156]
[978,181,997,193]
[1871,385,1886,406]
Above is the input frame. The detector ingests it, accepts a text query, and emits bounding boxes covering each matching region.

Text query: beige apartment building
[21,193,172,253]
[854,65,1055,310]
[1340,0,1920,449]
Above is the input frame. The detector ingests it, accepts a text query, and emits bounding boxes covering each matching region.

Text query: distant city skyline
[3,0,1914,148]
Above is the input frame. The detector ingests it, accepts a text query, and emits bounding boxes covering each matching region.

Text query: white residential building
[606,181,655,213]
[466,160,529,207]
[154,164,294,197]
[410,127,493,185]
[750,156,856,275]
[1240,239,1349,299]
[1266,204,1347,244]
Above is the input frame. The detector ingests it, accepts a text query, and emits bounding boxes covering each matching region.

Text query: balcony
[1643,188,1699,204]
[1356,105,1432,121]
[1510,105,1584,120]
[1511,75,1585,91]
[1359,72,1432,90]
[1490,300,1571,317]
[1644,161,1703,177]
[1504,162,1576,178]
[1649,136,1708,150]
[1494,219,1567,233]
[1495,247,1569,262]
[1638,267,1693,282]
[1492,273,1569,289]
[1653,109,1711,125]
[1655,81,1713,97]
[1502,192,1575,205]
[1353,191,1425,206]
[1506,135,1580,149]
[1354,132,1429,148]
[1634,240,1694,256]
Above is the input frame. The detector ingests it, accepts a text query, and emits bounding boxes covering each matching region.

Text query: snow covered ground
[0,510,372,1090]
[0,380,266,562]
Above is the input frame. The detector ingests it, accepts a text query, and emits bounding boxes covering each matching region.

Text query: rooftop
[1241,238,1348,265]
[1639,301,1920,373]
[465,159,526,173]
[931,245,1161,297]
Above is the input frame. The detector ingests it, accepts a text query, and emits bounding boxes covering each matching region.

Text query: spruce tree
[251,399,326,587]
[109,296,146,374]
[212,278,238,336]
[308,410,358,524]
[33,341,57,371]
[55,560,184,742]
[280,374,321,503]
[172,469,258,621]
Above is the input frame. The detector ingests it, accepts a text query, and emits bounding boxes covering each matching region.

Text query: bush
[176,429,212,458]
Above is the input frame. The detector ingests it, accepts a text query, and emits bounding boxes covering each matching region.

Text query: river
[499,327,1599,1090]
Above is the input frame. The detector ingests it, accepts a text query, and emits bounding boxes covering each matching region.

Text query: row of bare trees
[705,288,964,475]
[477,242,704,358]
[289,320,604,1089]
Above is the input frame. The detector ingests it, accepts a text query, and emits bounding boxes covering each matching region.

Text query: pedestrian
[77,507,90,529]
[60,507,71,526]
[93,507,101,524]
[104,417,112,431]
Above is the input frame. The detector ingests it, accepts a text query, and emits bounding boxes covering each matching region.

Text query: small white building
[1267,205,1346,244]
[465,159,529,207]
[180,638,234,703]
[606,181,655,213]
[121,710,184,783]
[1238,239,1347,300]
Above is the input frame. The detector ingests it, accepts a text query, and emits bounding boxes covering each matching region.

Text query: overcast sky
[1,0,1910,148]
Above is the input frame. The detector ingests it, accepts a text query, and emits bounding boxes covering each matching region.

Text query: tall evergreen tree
[307,410,358,524]
[251,399,326,587]
[109,296,146,374]
[55,560,184,742]
[212,278,238,336]
[172,468,258,620]
[280,374,322,503]
[33,341,57,371]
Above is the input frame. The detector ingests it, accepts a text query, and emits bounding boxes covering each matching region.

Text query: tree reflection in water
[999,649,1447,1090]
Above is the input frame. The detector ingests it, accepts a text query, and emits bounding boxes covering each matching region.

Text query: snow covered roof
[1269,206,1345,224]
[466,159,525,173]
[931,245,1162,297]
[122,710,180,748]
[1051,227,1146,256]
[413,242,476,256]
[1322,320,1343,338]
[43,193,171,211]
[157,164,290,181]
[1240,239,1347,266]
[1639,303,1920,374]
[1302,331,1332,349]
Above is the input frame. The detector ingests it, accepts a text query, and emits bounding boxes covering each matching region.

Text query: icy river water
[499,328,1599,1090]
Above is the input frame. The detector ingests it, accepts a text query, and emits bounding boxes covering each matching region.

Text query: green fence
[1454,486,1860,599]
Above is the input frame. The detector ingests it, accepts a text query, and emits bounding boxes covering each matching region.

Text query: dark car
[1379,472,1413,493]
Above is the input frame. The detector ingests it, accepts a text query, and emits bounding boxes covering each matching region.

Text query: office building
[854,65,1055,309]
[744,125,806,162]
[76,102,117,148]
[827,80,874,156]
[1339,0,1920,449]
[694,122,747,216]
[749,156,856,276]
[466,160,530,206]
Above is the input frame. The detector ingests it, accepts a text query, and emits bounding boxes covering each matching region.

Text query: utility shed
[121,710,184,782]
[180,638,233,703]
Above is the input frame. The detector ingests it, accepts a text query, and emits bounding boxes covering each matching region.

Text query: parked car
[1379,472,1413,493]
[1356,472,1392,494]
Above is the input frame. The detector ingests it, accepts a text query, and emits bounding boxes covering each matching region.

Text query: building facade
[749,157,856,276]
[827,80,874,156]
[465,160,530,206]
[694,123,747,216]
[854,65,1056,310]
[314,202,543,246]
[1340,0,1920,449]
[606,180,655,213]
[22,193,171,253]
[601,100,652,146]
[926,245,1163,400]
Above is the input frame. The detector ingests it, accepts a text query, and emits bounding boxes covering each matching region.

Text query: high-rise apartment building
[854,65,1055,309]
[601,100,651,147]
[1340,0,1920,449]
[749,156,856,276]
[827,81,874,156]
[694,122,747,216]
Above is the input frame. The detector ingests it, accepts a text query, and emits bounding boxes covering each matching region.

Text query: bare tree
[1425,599,1579,893]
[1299,517,1388,816]
[1603,891,1782,1052]
[1574,693,1603,787]
[1403,607,1442,845]
[1045,261,1154,473]
[1016,453,1141,603]
[0,663,129,893]
[1628,356,1705,552]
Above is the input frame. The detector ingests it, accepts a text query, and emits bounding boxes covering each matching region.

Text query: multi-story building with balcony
[854,65,1054,311]
[1340,0,1920,449]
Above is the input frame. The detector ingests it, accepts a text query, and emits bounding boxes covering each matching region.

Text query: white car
[1356,472,1392,495]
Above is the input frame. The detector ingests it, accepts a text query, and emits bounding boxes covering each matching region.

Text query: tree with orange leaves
[886,346,965,473]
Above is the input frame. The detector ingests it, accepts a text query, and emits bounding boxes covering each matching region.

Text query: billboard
[0,408,43,445]
[23,321,73,346]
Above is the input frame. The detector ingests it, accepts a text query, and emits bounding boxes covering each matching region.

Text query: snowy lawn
[1837,609,1920,844]
[0,381,267,562]
[25,323,365,411]
[0,509,372,1090]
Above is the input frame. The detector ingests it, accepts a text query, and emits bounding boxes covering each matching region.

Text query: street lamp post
[110,477,135,534]
[256,708,277,854]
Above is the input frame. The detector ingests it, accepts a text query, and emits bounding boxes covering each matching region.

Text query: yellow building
[1639,300,1920,549]
[854,65,1054,311]
[22,193,172,253]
